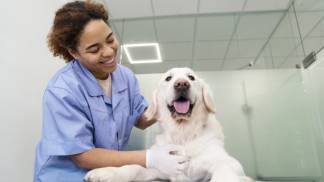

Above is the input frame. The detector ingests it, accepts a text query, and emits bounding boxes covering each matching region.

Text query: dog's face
[152,67,215,123]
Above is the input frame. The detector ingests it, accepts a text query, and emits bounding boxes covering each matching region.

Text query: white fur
[85,67,253,182]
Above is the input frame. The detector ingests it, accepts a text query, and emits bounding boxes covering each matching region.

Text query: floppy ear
[145,89,159,120]
[202,81,216,113]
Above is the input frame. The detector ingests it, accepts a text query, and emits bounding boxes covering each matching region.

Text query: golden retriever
[85,67,252,182]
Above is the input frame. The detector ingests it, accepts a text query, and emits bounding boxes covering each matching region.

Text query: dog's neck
[161,113,210,145]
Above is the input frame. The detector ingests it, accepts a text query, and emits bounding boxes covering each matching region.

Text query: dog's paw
[84,167,121,182]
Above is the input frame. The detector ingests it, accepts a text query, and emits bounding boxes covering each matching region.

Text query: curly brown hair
[47,0,109,62]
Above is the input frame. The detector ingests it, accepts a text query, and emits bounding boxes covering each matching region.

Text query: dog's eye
[188,75,195,81]
[165,76,172,82]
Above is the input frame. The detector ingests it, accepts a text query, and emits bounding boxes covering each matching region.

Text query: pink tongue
[173,101,190,114]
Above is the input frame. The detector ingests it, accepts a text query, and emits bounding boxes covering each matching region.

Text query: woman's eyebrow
[106,32,113,39]
[85,32,114,50]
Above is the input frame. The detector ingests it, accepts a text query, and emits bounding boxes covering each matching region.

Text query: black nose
[174,79,190,91]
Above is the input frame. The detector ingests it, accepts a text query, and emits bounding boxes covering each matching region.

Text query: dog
[85,67,252,182]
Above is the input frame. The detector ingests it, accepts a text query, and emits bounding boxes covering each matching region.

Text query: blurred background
[0,0,323,181]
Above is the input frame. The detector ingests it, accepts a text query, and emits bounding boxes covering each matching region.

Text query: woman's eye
[107,38,114,44]
[88,48,99,54]
[188,75,195,81]
[165,76,172,81]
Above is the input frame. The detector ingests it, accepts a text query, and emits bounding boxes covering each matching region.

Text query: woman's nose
[101,45,114,57]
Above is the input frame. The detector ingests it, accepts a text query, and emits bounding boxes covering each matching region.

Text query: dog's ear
[202,80,216,113]
[145,89,159,120]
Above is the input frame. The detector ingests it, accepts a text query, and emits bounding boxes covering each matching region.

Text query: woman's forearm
[71,148,146,169]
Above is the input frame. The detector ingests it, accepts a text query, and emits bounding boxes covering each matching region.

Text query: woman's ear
[68,49,80,60]
[202,80,216,113]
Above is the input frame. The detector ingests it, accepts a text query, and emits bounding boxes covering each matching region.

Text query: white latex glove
[146,144,189,176]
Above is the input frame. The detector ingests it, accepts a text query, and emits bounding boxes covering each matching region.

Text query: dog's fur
[85,68,252,182]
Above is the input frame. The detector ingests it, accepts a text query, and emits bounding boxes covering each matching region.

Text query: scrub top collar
[72,60,127,98]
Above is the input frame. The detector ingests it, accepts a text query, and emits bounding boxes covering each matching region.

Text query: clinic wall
[135,68,323,180]
[0,0,64,181]
[303,49,324,182]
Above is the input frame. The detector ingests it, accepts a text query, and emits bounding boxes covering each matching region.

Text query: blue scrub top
[34,60,147,182]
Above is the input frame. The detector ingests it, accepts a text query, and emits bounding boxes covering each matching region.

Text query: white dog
[85,67,252,182]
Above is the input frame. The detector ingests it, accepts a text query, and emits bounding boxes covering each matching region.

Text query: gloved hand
[146,144,189,176]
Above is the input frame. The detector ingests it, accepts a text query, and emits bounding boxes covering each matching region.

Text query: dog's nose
[174,79,190,91]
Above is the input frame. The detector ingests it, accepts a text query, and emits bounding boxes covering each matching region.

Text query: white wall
[0,0,64,181]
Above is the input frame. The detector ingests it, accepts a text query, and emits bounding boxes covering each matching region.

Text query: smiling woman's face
[71,19,119,80]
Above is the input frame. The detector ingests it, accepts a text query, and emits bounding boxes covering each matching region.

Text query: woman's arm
[71,145,188,177]
[71,148,146,169]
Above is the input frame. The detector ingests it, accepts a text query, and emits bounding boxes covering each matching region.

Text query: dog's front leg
[85,165,141,182]
[132,166,167,182]
[85,164,165,182]
[209,164,241,182]
[208,158,248,182]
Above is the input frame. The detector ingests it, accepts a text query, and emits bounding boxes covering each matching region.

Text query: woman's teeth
[102,58,114,64]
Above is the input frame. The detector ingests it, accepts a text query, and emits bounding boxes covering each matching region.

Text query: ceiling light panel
[128,46,157,60]
[123,43,162,64]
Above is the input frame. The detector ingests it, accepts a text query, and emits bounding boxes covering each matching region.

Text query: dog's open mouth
[168,96,194,119]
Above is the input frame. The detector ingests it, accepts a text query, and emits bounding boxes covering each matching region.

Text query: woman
[34,1,187,181]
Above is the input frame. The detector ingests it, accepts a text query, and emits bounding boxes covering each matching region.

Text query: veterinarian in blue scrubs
[34,1,187,181]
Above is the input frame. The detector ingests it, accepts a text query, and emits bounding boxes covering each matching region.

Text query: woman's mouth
[101,58,116,67]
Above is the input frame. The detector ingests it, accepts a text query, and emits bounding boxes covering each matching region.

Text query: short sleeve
[132,76,148,123]
[39,87,95,156]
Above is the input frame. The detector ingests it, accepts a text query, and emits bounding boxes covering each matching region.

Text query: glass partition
[302,48,324,182]
[243,69,321,181]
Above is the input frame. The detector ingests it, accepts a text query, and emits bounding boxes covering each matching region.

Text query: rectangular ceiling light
[122,43,162,64]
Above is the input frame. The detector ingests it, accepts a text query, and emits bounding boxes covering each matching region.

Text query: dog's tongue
[173,100,190,114]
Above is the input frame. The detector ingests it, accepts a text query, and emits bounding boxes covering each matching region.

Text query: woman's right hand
[146,144,189,176]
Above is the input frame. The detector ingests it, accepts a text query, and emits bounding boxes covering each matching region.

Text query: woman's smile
[101,57,116,67]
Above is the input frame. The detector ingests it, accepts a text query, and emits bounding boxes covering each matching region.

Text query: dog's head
[151,67,215,123]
